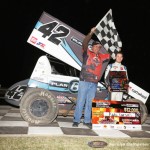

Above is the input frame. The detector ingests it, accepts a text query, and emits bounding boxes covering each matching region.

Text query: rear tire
[126,98,148,124]
[20,88,58,125]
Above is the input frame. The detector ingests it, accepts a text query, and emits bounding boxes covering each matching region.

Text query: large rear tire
[20,88,58,125]
[126,99,148,124]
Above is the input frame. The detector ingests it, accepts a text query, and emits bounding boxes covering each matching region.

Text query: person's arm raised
[82,27,96,52]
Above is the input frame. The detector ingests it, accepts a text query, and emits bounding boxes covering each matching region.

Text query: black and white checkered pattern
[0,104,150,137]
[95,9,122,59]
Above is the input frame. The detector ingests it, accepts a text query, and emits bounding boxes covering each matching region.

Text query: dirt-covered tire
[20,88,58,125]
[126,99,148,124]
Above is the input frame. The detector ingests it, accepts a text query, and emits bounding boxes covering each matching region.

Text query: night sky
[0,0,150,95]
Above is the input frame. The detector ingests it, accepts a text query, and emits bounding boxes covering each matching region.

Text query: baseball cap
[92,41,101,46]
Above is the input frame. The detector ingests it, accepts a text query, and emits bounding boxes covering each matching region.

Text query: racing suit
[104,62,128,101]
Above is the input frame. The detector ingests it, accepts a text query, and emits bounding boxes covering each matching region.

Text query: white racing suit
[104,62,128,101]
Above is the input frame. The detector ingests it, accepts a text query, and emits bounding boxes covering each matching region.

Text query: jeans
[73,81,97,123]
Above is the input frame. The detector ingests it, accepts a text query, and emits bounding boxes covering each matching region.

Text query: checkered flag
[95,9,122,59]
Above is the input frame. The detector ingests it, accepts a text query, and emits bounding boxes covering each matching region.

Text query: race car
[4,54,149,125]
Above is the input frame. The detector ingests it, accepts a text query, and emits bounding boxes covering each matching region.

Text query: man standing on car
[104,51,128,101]
[72,27,110,128]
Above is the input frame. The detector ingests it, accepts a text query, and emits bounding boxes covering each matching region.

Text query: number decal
[6,85,27,101]
[38,21,70,45]
[48,25,69,45]
[38,22,58,38]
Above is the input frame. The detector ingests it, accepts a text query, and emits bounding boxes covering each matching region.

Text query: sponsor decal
[113,66,118,69]
[120,67,123,70]
[96,102,110,107]
[30,36,45,48]
[121,103,139,107]
[56,95,73,103]
[32,77,44,82]
[36,41,45,48]
[30,36,38,44]
[110,125,115,129]
[116,125,124,130]
[130,87,147,100]
[69,80,79,93]
[71,37,82,47]
[92,124,142,130]
[103,125,107,128]
[49,81,68,88]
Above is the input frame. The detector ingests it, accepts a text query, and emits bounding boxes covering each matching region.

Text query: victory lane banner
[92,99,141,130]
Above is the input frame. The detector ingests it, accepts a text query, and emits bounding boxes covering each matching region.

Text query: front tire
[126,99,148,124]
[20,88,58,125]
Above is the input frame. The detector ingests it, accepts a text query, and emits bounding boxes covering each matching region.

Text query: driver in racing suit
[104,51,128,101]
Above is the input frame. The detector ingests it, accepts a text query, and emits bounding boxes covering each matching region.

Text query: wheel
[20,88,58,125]
[126,98,148,124]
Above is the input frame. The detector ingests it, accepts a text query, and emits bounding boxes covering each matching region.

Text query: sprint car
[4,55,149,125]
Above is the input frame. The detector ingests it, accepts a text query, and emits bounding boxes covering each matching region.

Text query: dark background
[0,0,150,97]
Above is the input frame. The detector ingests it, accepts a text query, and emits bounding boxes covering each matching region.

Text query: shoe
[83,122,92,129]
[72,122,79,127]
